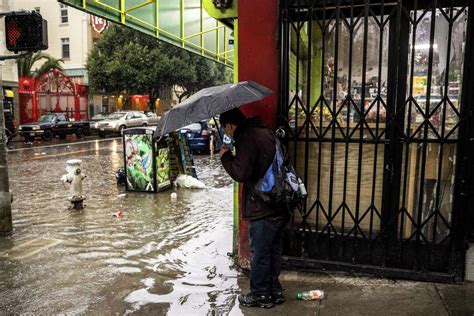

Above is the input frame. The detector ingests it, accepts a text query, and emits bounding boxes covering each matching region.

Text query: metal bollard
[61,159,87,209]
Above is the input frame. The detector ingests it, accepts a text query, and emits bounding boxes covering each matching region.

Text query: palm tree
[17,52,64,78]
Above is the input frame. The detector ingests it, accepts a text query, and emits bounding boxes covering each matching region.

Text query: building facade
[231,0,474,283]
[12,0,93,85]
[11,0,117,118]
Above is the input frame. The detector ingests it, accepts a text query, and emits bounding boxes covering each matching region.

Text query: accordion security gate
[279,0,473,282]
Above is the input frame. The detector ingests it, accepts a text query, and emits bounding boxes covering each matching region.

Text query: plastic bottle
[297,177,308,198]
[223,134,233,151]
[296,290,325,300]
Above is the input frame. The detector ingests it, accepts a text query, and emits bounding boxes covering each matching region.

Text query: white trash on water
[170,192,177,199]
[174,175,206,189]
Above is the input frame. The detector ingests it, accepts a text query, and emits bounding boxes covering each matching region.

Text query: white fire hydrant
[61,159,86,209]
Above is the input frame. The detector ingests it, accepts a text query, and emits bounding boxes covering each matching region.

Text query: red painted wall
[237,0,280,267]
[238,0,279,129]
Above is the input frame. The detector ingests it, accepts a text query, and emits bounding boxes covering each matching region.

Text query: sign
[124,134,155,192]
[413,76,427,96]
[91,15,108,33]
[5,12,48,52]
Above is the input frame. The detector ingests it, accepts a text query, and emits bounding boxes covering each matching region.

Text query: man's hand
[219,143,229,158]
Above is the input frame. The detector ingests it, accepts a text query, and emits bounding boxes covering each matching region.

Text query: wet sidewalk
[237,270,474,315]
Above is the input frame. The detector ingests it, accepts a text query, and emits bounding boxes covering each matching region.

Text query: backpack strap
[273,139,283,197]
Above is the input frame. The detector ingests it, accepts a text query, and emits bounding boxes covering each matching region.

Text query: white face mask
[223,134,234,150]
[223,134,233,142]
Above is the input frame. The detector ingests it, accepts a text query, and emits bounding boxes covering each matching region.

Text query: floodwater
[0,139,244,314]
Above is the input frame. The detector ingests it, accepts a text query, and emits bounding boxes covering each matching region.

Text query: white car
[94,111,148,137]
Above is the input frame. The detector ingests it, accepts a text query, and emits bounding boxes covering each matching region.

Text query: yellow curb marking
[0,237,63,260]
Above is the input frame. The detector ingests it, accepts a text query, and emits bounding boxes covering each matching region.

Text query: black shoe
[272,291,285,304]
[238,293,275,308]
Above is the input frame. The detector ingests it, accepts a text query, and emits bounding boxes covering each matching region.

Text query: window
[60,4,68,24]
[57,115,67,122]
[61,38,70,59]
[34,7,40,13]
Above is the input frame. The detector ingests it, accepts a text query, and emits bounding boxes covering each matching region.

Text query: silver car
[94,111,148,137]
[144,112,161,125]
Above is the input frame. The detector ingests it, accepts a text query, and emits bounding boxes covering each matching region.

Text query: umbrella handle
[213,116,224,143]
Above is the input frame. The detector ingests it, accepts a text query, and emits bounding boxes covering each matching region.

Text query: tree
[174,55,232,102]
[86,24,232,107]
[17,52,64,78]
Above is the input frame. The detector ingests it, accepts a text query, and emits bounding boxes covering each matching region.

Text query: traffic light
[5,11,48,53]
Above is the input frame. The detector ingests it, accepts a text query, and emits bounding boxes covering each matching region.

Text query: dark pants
[249,216,286,296]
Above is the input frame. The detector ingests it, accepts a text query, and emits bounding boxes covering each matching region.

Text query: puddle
[1,140,241,314]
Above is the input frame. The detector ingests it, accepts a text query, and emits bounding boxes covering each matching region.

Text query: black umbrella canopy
[153,80,272,138]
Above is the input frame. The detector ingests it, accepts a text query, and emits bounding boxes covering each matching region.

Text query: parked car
[19,113,90,142]
[88,113,109,135]
[179,120,222,154]
[90,112,109,122]
[94,111,148,137]
[144,112,161,125]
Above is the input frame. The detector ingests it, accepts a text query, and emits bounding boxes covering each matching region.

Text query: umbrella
[153,80,272,139]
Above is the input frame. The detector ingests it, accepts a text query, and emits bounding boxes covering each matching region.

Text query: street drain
[0,237,63,260]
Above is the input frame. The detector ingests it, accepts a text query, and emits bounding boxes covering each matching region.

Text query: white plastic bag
[174,174,206,189]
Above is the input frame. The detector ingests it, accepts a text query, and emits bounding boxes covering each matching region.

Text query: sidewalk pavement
[237,270,474,315]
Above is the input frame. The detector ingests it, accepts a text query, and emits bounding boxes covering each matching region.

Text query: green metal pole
[200,0,204,55]
[180,0,184,48]
[120,0,125,23]
[232,19,238,254]
[216,20,220,62]
[310,24,322,106]
[155,0,159,37]
[233,20,238,82]
[223,28,227,65]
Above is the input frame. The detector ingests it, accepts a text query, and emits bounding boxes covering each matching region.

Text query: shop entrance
[280,0,473,282]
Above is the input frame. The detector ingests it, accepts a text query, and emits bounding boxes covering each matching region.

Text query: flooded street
[0,139,243,314]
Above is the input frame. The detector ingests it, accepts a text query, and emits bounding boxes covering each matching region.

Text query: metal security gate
[279,0,474,283]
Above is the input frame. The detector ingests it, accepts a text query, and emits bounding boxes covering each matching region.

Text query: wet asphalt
[0,136,244,314]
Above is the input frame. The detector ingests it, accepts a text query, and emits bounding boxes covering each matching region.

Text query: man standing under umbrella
[219,108,287,309]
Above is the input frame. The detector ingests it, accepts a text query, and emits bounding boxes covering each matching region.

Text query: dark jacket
[221,117,285,220]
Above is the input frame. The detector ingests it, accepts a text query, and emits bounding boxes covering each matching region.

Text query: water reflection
[0,142,240,315]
